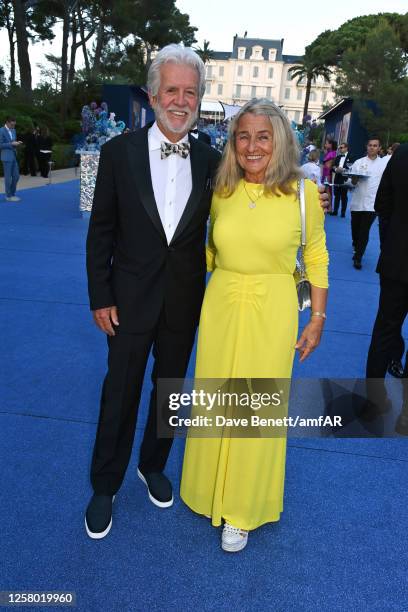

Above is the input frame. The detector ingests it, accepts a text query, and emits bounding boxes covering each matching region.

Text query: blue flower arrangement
[79,102,126,151]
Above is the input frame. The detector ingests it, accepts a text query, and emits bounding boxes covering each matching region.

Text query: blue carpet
[1,182,408,611]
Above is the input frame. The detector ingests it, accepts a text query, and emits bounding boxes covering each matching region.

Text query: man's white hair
[147,44,206,99]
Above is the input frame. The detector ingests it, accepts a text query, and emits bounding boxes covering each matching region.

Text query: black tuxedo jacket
[86,125,221,333]
[196,131,212,145]
[375,143,408,283]
[333,152,352,184]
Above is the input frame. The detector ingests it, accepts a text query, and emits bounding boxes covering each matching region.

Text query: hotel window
[269,49,276,61]
[237,65,243,77]
[238,47,245,59]
[251,86,256,97]
[286,70,293,81]
[284,88,290,99]
[207,65,212,77]
[266,86,272,98]
[322,90,327,102]
[268,67,274,79]
[294,110,301,123]
[310,91,317,102]
[217,84,223,95]
[297,89,302,100]
[253,66,259,78]
[219,66,224,77]
[206,82,211,94]
[235,84,241,97]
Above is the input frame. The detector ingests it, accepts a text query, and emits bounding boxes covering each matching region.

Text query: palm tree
[194,40,215,120]
[194,39,214,64]
[288,56,332,123]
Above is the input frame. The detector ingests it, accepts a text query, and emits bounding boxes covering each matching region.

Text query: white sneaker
[221,522,248,552]
[7,196,21,202]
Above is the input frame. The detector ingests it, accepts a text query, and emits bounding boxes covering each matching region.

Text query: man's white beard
[155,103,198,137]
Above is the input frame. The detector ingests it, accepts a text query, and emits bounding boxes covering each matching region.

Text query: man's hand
[295,319,324,362]
[92,306,119,336]
[317,185,330,212]
[12,141,23,147]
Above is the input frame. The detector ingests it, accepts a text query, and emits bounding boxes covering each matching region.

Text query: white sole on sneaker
[137,469,173,508]
[222,537,248,552]
[85,495,115,540]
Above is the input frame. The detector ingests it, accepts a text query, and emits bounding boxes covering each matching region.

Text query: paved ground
[0,167,79,194]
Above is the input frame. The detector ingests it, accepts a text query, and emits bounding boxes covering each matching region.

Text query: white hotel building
[202,36,336,122]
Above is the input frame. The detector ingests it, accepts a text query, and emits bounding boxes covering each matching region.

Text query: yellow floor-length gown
[180,178,329,531]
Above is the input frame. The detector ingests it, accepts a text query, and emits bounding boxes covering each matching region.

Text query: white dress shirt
[148,122,192,244]
[349,155,387,212]
[338,154,347,169]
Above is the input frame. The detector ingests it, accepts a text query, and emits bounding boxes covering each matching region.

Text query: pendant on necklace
[248,202,256,209]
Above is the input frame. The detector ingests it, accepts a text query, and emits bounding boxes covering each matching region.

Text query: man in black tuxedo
[85,44,220,538]
[85,44,330,538]
[190,126,211,145]
[331,142,352,217]
[365,143,408,434]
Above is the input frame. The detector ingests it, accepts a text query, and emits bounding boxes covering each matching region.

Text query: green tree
[133,0,197,68]
[288,56,332,123]
[0,1,16,86]
[307,12,408,66]
[335,19,408,143]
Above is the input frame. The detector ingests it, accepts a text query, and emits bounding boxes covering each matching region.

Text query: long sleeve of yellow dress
[303,180,329,289]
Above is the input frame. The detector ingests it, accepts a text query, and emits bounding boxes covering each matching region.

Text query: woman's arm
[295,285,328,362]
[295,181,329,361]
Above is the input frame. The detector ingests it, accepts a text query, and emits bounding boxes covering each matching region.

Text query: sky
[0,0,407,86]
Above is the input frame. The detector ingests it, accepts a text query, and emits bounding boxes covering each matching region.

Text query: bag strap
[297,179,307,279]
[297,178,306,247]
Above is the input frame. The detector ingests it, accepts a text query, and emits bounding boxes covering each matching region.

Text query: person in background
[383,142,400,164]
[376,140,404,379]
[365,143,408,434]
[38,126,53,178]
[22,125,40,176]
[331,142,352,217]
[350,138,387,270]
[322,138,337,207]
[0,116,22,202]
[190,123,211,145]
[301,149,321,186]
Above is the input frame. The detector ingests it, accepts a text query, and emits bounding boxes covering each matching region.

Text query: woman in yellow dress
[180,99,329,552]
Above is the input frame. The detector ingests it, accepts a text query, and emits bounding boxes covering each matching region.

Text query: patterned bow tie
[160,141,190,160]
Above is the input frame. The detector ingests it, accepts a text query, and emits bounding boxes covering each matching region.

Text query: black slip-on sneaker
[137,469,173,508]
[85,494,115,539]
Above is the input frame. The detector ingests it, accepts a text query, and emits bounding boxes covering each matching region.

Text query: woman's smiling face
[235,113,274,182]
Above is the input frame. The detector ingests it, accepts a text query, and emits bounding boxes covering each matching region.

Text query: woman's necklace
[243,181,264,209]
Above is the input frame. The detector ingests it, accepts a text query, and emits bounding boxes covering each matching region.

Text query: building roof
[212,51,231,61]
[232,36,284,61]
[282,54,303,64]
[318,97,351,119]
[211,37,305,64]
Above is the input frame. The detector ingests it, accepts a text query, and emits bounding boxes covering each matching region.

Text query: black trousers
[351,211,376,261]
[91,311,196,495]
[23,150,37,176]
[333,184,348,215]
[39,153,51,178]
[366,275,408,408]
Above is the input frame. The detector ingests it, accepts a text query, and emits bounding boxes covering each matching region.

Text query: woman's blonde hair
[215,98,302,197]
